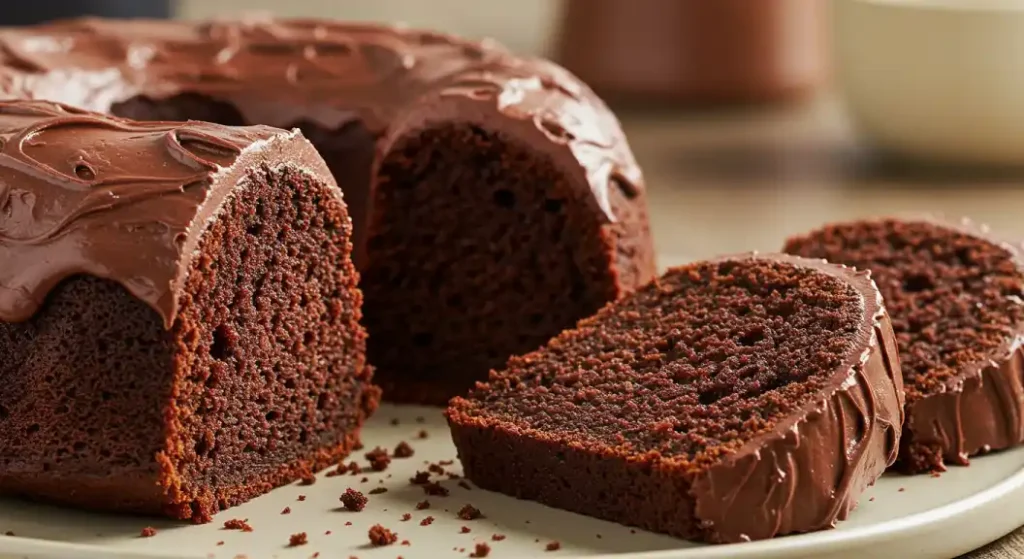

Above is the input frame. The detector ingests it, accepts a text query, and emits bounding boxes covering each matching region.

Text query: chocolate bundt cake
[0,18,656,404]
[447,254,904,543]
[0,101,380,521]
[785,217,1024,473]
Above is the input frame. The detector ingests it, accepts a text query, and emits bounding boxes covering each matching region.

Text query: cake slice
[785,217,1024,473]
[447,254,903,543]
[0,101,380,521]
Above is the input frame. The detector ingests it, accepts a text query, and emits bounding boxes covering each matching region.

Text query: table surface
[626,96,1024,559]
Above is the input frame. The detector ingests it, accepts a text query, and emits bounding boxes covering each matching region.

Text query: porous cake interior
[0,162,375,520]
[454,258,864,468]
[784,220,1024,404]
[165,163,375,520]
[360,124,625,404]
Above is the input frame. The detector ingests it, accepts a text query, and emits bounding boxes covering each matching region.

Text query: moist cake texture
[0,17,656,404]
[785,217,1024,473]
[447,254,904,543]
[0,100,380,521]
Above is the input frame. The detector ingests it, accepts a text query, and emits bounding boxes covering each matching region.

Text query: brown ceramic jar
[554,0,827,105]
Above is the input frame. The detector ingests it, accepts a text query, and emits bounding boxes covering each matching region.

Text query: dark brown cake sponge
[0,102,380,520]
[785,216,1024,473]
[447,253,903,543]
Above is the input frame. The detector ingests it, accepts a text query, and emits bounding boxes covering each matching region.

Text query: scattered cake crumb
[546,541,561,551]
[416,500,431,510]
[417,430,429,439]
[420,516,435,526]
[281,507,291,515]
[471,542,491,557]
[423,482,449,496]
[410,471,431,485]
[394,441,415,458]
[347,462,362,475]
[288,532,308,547]
[223,518,254,532]
[326,462,349,477]
[216,541,224,546]
[369,487,388,495]
[3,531,13,536]
[899,488,906,492]
[368,524,398,546]
[365,447,392,471]
[354,441,364,451]
[439,460,454,466]
[869,497,875,502]
[630,529,636,534]
[401,540,410,546]
[428,463,445,475]
[492,534,506,541]
[458,504,482,520]
[401,513,412,521]
[460,526,471,534]
[596,534,602,539]
[345,522,353,526]
[325,530,332,535]
[458,481,472,490]
[298,495,307,501]
[341,488,368,512]
[312,553,320,559]
[390,418,400,426]
[140,527,157,538]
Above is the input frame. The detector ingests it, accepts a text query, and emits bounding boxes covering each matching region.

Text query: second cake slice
[447,253,903,543]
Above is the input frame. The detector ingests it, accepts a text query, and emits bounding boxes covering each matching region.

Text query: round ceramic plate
[0,404,1022,559]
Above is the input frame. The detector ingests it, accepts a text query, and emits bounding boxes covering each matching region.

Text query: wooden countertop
[625,96,1024,559]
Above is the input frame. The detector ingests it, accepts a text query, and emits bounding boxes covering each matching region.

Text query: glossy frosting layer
[0,100,317,326]
[690,254,904,542]
[0,17,641,221]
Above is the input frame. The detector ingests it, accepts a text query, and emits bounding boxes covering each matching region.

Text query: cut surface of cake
[785,217,1024,473]
[0,101,380,521]
[0,18,657,405]
[447,254,903,543]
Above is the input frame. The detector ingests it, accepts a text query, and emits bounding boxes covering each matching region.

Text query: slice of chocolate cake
[447,254,903,543]
[785,217,1024,473]
[0,101,380,521]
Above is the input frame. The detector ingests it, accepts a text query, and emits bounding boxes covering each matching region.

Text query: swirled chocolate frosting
[0,100,330,326]
[0,17,641,221]
[0,18,643,326]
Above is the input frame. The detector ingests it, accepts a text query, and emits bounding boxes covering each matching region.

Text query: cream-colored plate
[0,403,1022,559]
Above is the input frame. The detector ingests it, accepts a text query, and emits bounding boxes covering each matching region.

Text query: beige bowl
[834,0,1024,166]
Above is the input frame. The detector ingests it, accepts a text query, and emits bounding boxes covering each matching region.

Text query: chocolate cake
[785,217,1024,473]
[447,254,904,543]
[0,100,380,520]
[0,18,656,404]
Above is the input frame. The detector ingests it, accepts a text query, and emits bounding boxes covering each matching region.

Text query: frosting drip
[0,18,641,222]
[690,258,904,543]
[0,100,287,326]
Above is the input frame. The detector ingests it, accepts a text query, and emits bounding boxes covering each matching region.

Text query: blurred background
[9,0,1024,265]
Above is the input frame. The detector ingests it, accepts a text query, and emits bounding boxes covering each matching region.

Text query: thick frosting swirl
[0,17,641,221]
[0,100,325,326]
